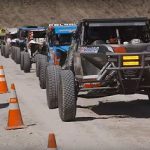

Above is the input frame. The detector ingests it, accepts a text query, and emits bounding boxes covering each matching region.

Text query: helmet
[131,39,142,44]
[123,41,129,45]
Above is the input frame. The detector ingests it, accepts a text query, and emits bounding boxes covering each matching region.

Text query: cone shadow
[0,103,9,109]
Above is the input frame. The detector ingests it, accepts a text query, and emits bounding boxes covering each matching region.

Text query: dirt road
[0,55,150,150]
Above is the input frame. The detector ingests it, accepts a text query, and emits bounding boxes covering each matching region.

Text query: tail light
[113,46,126,53]
[83,83,101,88]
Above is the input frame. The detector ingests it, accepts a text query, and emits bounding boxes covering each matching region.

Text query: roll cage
[75,18,150,46]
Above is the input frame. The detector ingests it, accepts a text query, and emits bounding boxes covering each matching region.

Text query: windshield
[82,24,150,45]
[33,31,46,38]
[51,34,72,46]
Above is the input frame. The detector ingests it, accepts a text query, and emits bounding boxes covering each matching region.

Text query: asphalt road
[0,54,150,150]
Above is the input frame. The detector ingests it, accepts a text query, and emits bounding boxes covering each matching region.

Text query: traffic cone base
[6,109,25,130]
[6,84,25,130]
[48,133,57,149]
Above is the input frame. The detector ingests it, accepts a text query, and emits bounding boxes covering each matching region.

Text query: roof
[81,17,149,23]
[53,25,77,34]
[18,26,46,31]
[80,17,150,27]
[6,28,18,34]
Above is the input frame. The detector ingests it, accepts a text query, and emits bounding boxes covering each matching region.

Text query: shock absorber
[54,51,61,65]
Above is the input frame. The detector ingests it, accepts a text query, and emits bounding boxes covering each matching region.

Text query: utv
[0,28,16,58]
[0,28,6,57]
[12,26,46,73]
[7,29,18,59]
[38,24,77,89]
[47,18,150,121]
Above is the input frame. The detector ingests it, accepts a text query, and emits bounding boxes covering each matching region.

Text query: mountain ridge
[0,0,150,27]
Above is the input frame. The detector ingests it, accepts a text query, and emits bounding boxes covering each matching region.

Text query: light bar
[123,61,139,66]
[123,55,139,60]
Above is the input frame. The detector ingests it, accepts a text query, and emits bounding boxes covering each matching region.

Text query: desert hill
[0,0,150,27]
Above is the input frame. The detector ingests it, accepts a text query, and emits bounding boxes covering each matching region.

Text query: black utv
[46,18,150,121]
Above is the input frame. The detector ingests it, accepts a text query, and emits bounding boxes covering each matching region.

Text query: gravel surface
[0,55,150,150]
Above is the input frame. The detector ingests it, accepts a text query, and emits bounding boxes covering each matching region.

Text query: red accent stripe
[113,46,126,53]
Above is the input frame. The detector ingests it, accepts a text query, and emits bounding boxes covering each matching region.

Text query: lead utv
[46,18,150,121]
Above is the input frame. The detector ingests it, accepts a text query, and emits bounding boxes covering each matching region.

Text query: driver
[130,39,142,44]
[108,35,118,44]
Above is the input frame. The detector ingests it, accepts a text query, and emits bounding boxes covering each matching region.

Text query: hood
[53,45,70,52]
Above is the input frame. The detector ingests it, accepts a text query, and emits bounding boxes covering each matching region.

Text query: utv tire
[46,65,61,109]
[14,47,17,63]
[4,45,10,58]
[20,51,24,70]
[36,59,40,77]
[11,47,15,60]
[58,70,76,121]
[15,48,21,64]
[10,46,13,59]
[39,58,48,89]
[36,54,47,77]
[1,45,4,56]
[35,53,40,63]
[23,52,31,73]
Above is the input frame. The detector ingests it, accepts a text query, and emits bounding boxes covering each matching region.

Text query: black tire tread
[39,58,48,89]
[58,70,76,121]
[20,51,24,70]
[16,47,21,64]
[23,52,31,73]
[46,65,60,109]
[36,54,47,77]
[4,45,10,58]
[1,45,4,56]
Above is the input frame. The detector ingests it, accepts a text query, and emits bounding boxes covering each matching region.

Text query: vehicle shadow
[78,92,106,99]
[77,99,150,120]
[0,103,9,109]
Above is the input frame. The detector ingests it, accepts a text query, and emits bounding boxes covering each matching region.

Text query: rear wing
[81,18,150,27]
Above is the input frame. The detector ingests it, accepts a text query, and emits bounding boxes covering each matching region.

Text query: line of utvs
[1,17,150,121]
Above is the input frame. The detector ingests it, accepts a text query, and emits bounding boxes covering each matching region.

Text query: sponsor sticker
[79,47,99,53]
[49,23,76,26]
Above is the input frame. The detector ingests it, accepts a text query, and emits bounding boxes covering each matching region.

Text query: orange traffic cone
[0,66,8,94]
[48,133,57,149]
[6,83,25,130]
